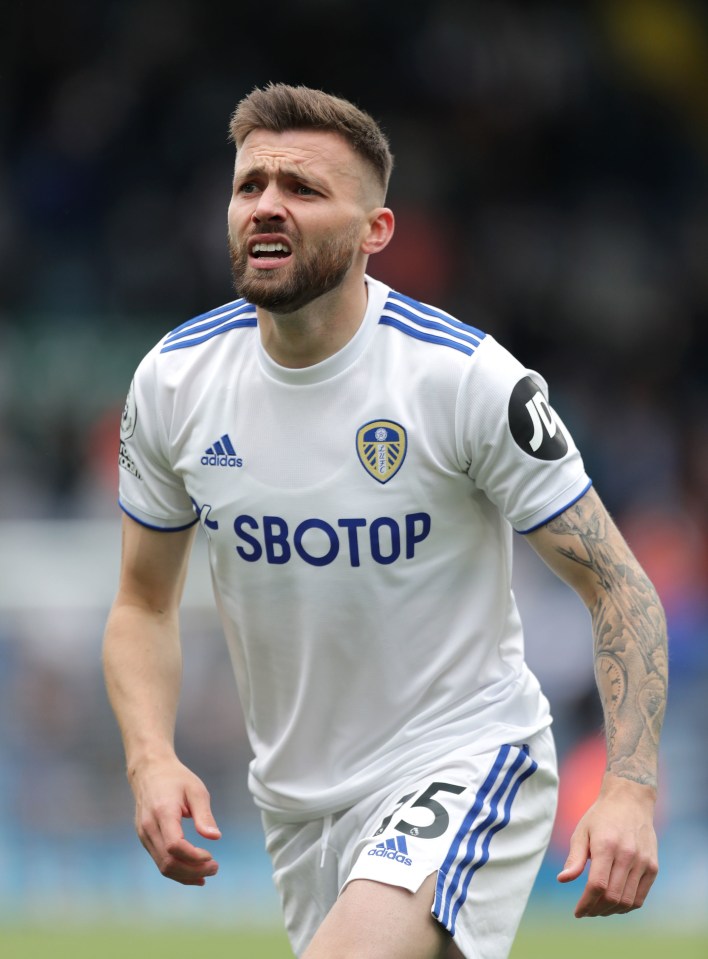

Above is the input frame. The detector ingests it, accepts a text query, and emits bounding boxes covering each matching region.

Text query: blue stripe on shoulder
[379,316,477,356]
[387,291,486,341]
[160,316,257,353]
[382,302,484,351]
[164,301,255,345]
[380,293,486,355]
[165,299,249,339]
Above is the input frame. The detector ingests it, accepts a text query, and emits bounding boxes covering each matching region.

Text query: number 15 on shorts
[374,781,466,840]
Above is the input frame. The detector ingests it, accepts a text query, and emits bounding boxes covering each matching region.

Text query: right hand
[129,756,222,885]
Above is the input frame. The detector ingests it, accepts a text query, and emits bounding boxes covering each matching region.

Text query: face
[227,129,379,313]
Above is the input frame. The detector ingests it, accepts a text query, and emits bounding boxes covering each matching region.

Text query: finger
[603,859,658,915]
[158,817,220,869]
[142,807,219,882]
[159,854,219,886]
[137,818,214,885]
[591,879,633,916]
[156,832,220,885]
[598,877,637,916]
[633,862,658,909]
[580,839,658,917]
[574,850,613,918]
[152,812,201,859]
[557,829,590,884]
[164,833,218,865]
[592,847,637,916]
[185,787,222,841]
[607,857,650,915]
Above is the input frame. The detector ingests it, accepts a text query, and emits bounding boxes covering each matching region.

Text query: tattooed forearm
[542,491,668,789]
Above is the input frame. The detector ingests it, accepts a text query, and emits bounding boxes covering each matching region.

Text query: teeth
[252,242,291,254]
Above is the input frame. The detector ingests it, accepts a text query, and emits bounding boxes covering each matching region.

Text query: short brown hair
[229,83,394,197]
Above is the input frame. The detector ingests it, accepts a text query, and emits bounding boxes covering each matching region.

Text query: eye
[236,181,260,195]
[294,183,319,197]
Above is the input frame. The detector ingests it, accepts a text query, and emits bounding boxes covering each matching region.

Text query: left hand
[557,773,659,917]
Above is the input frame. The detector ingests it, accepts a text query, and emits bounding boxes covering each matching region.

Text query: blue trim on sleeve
[516,480,593,534]
[119,500,199,532]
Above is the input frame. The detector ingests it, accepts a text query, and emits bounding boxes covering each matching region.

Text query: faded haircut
[229,83,394,198]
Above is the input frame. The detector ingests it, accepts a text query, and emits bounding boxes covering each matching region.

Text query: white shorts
[261,727,558,958]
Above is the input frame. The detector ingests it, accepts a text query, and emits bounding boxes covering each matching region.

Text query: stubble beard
[229,221,361,314]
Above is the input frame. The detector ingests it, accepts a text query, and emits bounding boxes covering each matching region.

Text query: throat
[258,283,369,369]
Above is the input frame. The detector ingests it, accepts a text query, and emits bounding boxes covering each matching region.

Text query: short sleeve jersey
[119,276,591,819]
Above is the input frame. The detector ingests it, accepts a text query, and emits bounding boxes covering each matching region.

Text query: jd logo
[508,376,568,460]
[356,420,407,483]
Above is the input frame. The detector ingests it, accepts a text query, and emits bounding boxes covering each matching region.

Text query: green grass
[0,927,291,959]
[510,925,706,959]
[0,924,704,959]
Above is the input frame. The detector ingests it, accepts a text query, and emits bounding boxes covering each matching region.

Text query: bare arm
[527,486,668,916]
[103,514,221,885]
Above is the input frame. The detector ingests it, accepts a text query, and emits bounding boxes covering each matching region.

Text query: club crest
[356,420,407,483]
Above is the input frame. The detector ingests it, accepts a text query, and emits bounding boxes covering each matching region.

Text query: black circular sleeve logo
[508,376,568,460]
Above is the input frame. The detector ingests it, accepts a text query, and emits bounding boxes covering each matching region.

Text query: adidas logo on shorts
[367,835,412,866]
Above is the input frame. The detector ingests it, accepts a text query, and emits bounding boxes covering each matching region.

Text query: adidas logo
[367,835,412,866]
[201,433,243,468]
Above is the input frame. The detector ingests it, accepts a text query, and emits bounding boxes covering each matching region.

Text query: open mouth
[250,241,292,259]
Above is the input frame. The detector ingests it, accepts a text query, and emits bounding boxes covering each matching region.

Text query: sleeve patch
[508,376,569,461]
[120,380,138,441]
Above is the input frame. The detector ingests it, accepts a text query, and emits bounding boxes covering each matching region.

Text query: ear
[361,208,395,255]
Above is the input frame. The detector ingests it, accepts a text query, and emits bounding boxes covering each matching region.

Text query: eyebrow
[235,164,329,192]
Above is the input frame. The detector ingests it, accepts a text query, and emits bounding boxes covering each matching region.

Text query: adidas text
[201,454,243,468]
[368,836,412,866]
[367,847,412,866]
[202,433,242,467]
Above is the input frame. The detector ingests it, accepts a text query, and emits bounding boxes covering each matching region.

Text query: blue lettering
[337,518,366,567]
[231,512,432,566]
[234,514,262,561]
[264,515,291,564]
[294,519,339,567]
[405,512,431,558]
[370,517,400,565]
[190,497,219,530]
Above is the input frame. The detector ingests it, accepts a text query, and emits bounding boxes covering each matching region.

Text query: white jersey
[118,276,591,819]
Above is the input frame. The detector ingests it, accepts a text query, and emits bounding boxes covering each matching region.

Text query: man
[103,83,668,959]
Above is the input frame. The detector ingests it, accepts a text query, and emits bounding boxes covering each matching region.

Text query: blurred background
[0,0,706,943]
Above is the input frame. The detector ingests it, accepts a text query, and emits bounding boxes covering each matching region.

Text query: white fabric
[262,727,558,958]
[118,276,590,818]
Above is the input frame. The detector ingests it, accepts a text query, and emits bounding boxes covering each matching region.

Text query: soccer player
[103,83,668,959]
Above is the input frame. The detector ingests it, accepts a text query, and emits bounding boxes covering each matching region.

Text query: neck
[256,273,369,369]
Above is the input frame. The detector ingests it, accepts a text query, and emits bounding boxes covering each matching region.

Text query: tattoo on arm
[544,497,668,788]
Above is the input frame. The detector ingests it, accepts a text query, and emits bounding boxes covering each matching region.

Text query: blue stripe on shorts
[433,744,538,936]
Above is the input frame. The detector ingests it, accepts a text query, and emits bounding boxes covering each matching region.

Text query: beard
[229,220,361,313]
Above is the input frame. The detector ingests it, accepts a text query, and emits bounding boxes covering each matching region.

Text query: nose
[251,183,286,224]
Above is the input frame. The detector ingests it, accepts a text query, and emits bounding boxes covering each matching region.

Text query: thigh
[265,729,557,959]
[342,729,558,959]
[303,874,458,959]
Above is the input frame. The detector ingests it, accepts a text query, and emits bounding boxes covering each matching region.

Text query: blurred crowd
[0,0,706,921]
